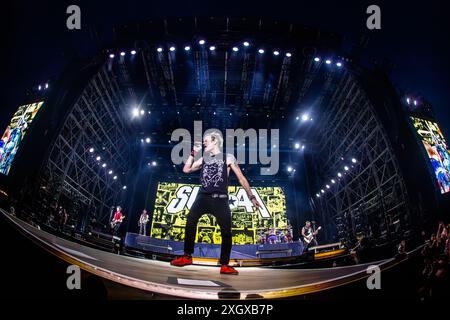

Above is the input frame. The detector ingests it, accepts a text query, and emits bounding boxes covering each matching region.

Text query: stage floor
[1,209,401,299]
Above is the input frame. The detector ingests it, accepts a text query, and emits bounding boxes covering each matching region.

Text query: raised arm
[183,143,203,173]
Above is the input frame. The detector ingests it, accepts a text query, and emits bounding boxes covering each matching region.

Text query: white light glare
[169,46,176,52]
[232,47,239,52]
[145,137,151,144]
[325,59,332,64]
[286,52,292,57]
[287,166,293,172]
[344,166,349,171]
[301,114,309,121]
[314,57,320,62]
[243,41,250,47]
[258,49,265,54]
[184,46,191,51]
[152,161,157,166]
[96,156,101,161]
[89,148,94,153]
[199,40,206,45]
[351,158,357,163]
[294,143,300,149]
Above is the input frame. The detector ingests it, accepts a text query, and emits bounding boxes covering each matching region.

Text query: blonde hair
[204,130,223,148]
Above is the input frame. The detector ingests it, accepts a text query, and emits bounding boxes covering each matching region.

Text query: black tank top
[200,152,228,194]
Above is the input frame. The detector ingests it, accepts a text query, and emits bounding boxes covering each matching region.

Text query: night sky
[2,0,449,137]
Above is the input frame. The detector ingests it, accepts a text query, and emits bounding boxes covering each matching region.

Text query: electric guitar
[111,215,125,228]
[303,226,322,244]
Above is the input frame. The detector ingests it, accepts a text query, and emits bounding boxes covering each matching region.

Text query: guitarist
[111,206,125,236]
[301,220,320,251]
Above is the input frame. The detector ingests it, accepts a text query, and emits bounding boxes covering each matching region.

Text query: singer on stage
[170,130,261,275]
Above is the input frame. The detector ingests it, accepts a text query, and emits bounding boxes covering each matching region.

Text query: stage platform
[1,209,407,299]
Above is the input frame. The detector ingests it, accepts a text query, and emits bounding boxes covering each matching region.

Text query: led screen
[411,117,450,194]
[0,101,45,175]
[150,182,288,245]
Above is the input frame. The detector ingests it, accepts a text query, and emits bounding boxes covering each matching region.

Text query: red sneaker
[170,255,193,267]
[220,265,239,275]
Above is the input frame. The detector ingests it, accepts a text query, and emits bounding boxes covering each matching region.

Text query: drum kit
[257,225,293,244]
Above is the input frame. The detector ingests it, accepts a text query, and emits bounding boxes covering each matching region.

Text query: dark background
[1,0,449,139]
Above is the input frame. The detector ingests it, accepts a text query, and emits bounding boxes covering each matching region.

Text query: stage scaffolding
[41,64,135,226]
[309,67,411,246]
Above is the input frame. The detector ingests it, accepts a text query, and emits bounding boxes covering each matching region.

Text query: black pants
[184,194,232,265]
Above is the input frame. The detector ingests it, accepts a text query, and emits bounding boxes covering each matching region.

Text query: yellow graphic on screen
[150,182,287,244]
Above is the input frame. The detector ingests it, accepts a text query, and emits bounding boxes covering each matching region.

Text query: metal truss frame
[42,64,134,224]
[310,69,411,246]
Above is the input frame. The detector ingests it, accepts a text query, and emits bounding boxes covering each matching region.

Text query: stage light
[406,98,410,104]
[287,166,293,172]
[273,50,280,56]
[140,109,145,115]
[140,139,144,143]
[325,59,332,64]
[45,83,49,89]
[213,111,216,115]
[122,186,127,190]
[108,170,113,175]
[326,185,330,189]
[132,108,139,117]
[294,143,300,149]
[243,41,250,47]
[102,163,107,168]
[331,179,336,184]
[337,172,342,177]
[301,114,309,121]
[321,189,325,193]
[184,46,191,51]
[344,166,349,171]
[209,46,216,51]
[120,51,126,56]
[336,62,342,67]
[316,194,320,198]
[109,53,115,58]
[229,112,232,116]
[157,47,163,52]
[302,145,305,150]
[38,85,42,91]
[232,47,239,52]
[258,49,265,54]
[273,144,277,148]
[113,176,117,180]
[145,137,151,144]
[96,156,101,161]
[414,100,417,106]
[199,40,205,45]
[352,158,357,163]
[169,46,176,52]
[314,57,320,62]
[131,50,136,55]
[89,148,94,153]
[152,161,157,166]
[296,116,299,120]
[286,52,292,57]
